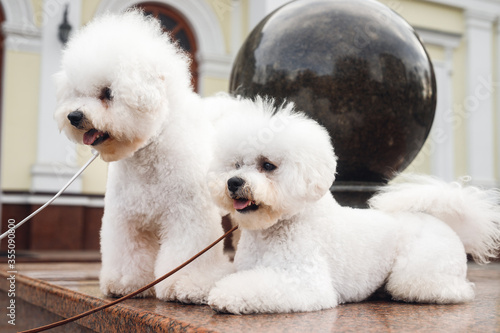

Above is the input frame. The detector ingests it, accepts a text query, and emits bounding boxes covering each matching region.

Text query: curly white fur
[207,101,500,314]
[54,10,232,303]
[369,174,500,263]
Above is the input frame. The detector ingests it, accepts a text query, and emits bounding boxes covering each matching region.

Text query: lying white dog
[54,11,231,303]
[207,99,500,314]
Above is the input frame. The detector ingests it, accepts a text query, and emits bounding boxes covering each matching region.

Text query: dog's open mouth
[83,129,110,146]
[233,198,259,213]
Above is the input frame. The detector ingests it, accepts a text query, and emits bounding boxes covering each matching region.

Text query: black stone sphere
[230,0,436,186]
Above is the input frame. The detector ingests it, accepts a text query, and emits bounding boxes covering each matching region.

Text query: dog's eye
[99,87,113,101]
[262,162,277,172]
[235,162,241,170]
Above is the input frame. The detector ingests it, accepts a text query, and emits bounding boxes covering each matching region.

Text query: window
[137,3,199,91]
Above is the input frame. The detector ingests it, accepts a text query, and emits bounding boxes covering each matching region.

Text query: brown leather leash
[20,225,238,333]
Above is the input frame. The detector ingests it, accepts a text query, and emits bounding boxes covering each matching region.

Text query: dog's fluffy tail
[369,174,500,264]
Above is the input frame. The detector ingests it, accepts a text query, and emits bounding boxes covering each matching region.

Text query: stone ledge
[1,262,499,332]
[0,270,206,332]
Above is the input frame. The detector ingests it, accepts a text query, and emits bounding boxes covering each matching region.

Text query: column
[31,0,82,193]
[416,28,462,181]
[430,59,455,181]
[464,10,496,186]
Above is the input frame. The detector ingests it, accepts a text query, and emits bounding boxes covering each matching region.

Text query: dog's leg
[154,233,232,304]
[154,241,205,304]
[99,215,158,298]
[153,216,232,304]
[386,216,475,304]
[208,267,338,314]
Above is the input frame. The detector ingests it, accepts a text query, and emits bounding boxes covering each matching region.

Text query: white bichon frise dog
[207,99,500,314]
[54,11,231,303]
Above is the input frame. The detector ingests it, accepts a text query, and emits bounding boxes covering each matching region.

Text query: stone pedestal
[230,0,436,207]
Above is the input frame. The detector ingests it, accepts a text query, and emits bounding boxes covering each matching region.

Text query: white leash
[0,150,100,240]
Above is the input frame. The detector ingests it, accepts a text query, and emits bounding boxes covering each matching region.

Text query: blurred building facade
[1,0,499,250]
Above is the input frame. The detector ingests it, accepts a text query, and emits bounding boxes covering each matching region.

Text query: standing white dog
[207,99,500,314]
[54,11,231,303]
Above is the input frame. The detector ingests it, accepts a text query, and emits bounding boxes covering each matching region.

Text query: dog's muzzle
[68,110,85,128]
[67,110,110,146]
[227,177,245,193]
[227,177,259,213]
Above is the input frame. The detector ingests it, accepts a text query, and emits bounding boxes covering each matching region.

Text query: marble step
[1,259,499,332]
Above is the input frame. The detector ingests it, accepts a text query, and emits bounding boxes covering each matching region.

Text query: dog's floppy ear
[116,67,166,113]
[293,147,337,202]
[283,113,338,203]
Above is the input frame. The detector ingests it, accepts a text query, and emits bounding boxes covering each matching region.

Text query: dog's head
[208,98,337,230]
[54,10,192,162]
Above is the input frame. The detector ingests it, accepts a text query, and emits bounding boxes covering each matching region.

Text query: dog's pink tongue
[233,199,251,210]
[83,129,102,145]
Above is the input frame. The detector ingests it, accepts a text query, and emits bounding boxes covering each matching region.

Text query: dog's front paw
[208,269,339,314]
[208,277,270,315]
[100,272,155,298]
[208,285,249,314]
[155,274,210,304]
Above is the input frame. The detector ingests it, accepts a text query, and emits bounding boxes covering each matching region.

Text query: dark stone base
[330,182,384,208]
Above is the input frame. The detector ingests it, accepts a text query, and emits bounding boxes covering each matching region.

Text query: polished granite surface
[1,259,499,332]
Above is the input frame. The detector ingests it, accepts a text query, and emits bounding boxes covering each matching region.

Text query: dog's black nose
[228,177,245,193]
[67,110,84,128]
